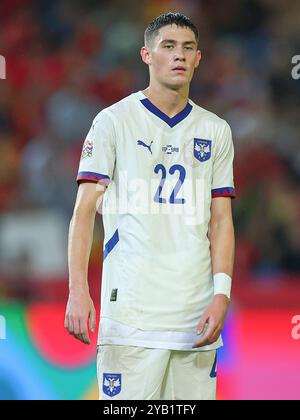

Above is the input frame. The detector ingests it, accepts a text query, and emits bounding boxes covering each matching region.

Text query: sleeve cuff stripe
[212,187,236,198]
[76,171,110,184]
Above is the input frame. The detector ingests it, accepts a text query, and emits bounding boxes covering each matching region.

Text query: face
[141,24,201,90]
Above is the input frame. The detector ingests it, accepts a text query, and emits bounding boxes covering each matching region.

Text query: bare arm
[193,197,235,348]
[209,196,235,277]
[64,182,105,344]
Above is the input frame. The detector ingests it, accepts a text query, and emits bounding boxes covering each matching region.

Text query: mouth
[172,66,186,72]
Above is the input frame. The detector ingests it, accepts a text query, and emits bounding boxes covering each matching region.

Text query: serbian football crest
[80,139,93,160]
[194,139,211,162]
[103,373,121,397]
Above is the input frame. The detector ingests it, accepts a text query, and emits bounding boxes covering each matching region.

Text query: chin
[160,77,187,89]
[166,81,188,90]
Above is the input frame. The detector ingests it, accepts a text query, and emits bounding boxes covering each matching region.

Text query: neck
[142,82,189,118]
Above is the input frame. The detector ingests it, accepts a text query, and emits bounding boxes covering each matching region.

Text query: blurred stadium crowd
[0,0,300,301]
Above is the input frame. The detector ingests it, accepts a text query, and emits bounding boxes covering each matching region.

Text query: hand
[192,294,230,349]
[64,288,96,345]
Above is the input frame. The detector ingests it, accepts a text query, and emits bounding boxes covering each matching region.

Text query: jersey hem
[98,337,223,352]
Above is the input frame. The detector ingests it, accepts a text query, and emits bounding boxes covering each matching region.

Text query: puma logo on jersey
[137,140,153,154]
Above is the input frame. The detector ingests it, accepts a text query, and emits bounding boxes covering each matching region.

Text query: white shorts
[97,345,217,400]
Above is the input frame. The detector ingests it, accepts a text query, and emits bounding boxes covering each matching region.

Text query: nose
[173,46,186,61]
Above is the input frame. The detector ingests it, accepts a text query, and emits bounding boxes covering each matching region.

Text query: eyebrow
[160,39,197,46]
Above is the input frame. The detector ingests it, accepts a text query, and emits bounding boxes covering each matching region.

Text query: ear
[141,46,152,65]
[194,50,202,69]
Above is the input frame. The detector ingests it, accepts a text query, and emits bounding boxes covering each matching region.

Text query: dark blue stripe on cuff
[212,187,236,198]
[77,171,110,185]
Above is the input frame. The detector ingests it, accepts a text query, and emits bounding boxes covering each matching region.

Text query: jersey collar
[139,93,193,128]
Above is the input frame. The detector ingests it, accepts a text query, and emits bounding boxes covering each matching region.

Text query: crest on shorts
[194,139,211,162]
[81,139,93,160]
[103,373,121,397]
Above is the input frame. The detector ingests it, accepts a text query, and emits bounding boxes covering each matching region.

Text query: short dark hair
[144,12,199,47]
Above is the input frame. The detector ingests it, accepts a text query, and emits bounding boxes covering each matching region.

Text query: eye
[164,45,174,49]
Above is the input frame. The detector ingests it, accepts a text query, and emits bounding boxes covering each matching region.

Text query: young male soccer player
[65,12,236,400]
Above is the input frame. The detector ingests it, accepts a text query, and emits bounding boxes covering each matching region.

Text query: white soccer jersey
[77,91,236,351]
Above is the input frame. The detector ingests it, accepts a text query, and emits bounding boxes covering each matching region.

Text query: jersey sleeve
[211,121,236,198]
[76,111,116,186]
